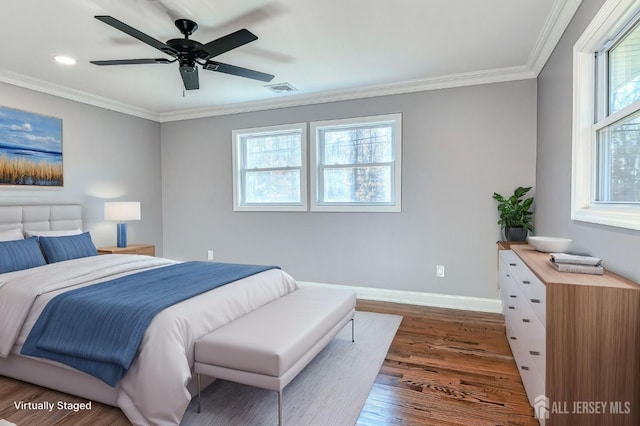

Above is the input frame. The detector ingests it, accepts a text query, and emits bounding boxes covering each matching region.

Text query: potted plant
[492,186,534,242]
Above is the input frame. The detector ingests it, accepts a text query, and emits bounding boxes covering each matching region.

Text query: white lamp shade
[104,202,141,221]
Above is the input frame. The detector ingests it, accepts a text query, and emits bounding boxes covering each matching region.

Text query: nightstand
[97,244,155,256]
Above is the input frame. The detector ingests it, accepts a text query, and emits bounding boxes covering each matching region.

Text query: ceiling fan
[91,15,275,90]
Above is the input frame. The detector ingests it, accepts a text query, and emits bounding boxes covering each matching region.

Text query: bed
[0,204,299,425]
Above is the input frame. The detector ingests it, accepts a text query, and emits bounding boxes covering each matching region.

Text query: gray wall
[0,82,164,252]
[161,80,537,299]
[537,0,640,283]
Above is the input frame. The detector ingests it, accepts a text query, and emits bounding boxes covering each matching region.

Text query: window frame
[309,113,402,213]
[232,122,308,212]
[572,0,640,230]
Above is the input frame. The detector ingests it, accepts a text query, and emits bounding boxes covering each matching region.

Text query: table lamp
[104,201,141,247]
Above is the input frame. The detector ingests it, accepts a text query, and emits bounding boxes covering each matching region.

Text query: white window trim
[572,0,640,230]
[309,113,402,213]
[232,122,308,212]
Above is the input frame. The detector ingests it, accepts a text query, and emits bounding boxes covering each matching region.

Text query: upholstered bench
[194,286,356,426]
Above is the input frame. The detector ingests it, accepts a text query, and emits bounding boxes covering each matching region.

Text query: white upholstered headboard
[0,205,82,232]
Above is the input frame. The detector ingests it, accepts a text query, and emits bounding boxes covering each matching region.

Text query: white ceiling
[0,0,581,122]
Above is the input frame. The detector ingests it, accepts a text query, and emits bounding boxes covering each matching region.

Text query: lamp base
[116,223,128,248]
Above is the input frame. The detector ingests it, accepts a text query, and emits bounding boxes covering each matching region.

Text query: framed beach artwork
[0,106,63,186]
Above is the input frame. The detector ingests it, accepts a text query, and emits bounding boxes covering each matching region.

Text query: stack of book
[549,253,604,275]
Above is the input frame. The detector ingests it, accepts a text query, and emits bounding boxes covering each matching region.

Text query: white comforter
[0,255,299,425]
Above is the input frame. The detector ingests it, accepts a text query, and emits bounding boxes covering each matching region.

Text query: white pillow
[0,227,24,242]
[24,228,83,238]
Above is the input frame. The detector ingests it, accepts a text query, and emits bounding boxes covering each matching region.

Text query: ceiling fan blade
[203,61,274,82]
[198,29,258,59]
[95,15,178,56]
[209,4,287,37]
[91,58,174,65]
[179,66,199,90]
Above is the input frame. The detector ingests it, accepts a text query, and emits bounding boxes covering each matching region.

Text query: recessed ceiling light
[54,55,77,65]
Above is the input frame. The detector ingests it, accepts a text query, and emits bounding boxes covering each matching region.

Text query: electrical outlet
[436,265,445,278]
[207,250,214,261]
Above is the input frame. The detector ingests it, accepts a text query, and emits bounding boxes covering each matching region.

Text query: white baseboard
[297,281,503,314]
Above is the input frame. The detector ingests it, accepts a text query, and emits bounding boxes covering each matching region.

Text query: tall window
[232,123,307,211]
[572,0,640,230]
[310,114,402,212]
[595,16,640,203]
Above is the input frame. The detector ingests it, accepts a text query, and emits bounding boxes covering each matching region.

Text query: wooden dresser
[498,244,639,425]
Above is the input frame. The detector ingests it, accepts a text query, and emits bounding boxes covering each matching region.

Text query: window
[596,16,640,203]
[310,114,402,212]
[232,123,307,211]
[572,0,640,230]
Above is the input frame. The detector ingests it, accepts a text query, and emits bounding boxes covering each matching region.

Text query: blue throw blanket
[21,261,279,386]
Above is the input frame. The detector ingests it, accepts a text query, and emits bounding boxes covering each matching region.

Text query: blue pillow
[0,237,47,273]
[39,232,98,264]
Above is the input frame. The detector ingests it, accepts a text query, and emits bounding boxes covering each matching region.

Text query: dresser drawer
[518,270,546,326]
[505,325,521,357]
[516,314,546,380]
[503,289,525,324]
[500,275,522,312]
[499,250,521,270]
[518,356,545,408]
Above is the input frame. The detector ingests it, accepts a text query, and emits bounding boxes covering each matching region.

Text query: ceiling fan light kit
[91,15,275,91]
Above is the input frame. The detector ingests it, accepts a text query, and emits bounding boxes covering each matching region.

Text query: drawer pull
[508,306,515,310]
[531,298,541,304]
[509,295,517,298]
[520,365,529,371]
[529,351,541,356]
[510,336,517,340]
[522,280,531,285]
[509,263,517,266]
[522,318,530,323]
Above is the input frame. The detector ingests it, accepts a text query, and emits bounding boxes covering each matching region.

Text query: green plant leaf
[492,186,534,230]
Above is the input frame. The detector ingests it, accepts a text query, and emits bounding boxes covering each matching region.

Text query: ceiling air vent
[265,82,297,93]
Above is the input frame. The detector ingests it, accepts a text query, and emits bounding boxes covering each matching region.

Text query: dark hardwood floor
[0,300,536,425]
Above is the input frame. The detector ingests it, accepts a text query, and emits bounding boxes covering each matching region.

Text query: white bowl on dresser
[527,236,572,253]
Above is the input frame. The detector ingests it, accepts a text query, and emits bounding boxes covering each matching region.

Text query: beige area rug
[181,310,402,426]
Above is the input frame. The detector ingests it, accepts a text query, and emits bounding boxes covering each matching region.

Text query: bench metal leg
[278,390,283,426]
[197,374,201,413]
[351,318,355,343]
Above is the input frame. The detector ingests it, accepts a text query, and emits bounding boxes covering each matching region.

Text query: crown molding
[0,69,160,122]
[0,0,581,124]
[158,65,536,122]
[528,0,583,75]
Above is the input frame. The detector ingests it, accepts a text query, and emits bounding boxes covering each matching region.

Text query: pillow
[0,227,25,242]
[39,232,98,264]
[0,237,47,273]
[24,228,82,238]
